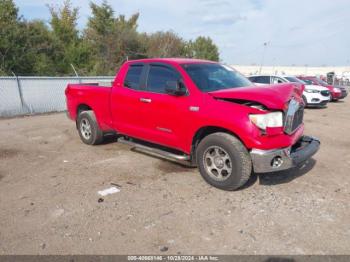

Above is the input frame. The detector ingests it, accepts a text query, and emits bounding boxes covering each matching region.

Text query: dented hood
[208,83,304,110]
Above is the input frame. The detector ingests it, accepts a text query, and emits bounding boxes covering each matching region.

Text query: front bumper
[250,136,320,173]
[331,91,342,100]
[307,100,328,107]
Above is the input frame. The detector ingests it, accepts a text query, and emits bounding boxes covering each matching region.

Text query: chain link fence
[0,76,114,117]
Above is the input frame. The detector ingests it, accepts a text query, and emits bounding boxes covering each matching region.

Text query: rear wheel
[77,110,104,145]
[196,132,252,191]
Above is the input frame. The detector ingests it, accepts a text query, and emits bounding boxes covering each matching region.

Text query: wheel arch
[76,104,93,129]
[77,103,92,115]
[190,126,246,163]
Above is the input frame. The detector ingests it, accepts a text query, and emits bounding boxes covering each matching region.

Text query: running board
[118,137,191,161]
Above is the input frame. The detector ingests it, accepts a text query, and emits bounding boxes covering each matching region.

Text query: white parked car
[247,75,330,107]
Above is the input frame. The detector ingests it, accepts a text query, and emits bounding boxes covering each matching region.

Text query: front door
[137,63,191,150]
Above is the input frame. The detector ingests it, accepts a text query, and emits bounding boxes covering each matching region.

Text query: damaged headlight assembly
[249,111,283,130]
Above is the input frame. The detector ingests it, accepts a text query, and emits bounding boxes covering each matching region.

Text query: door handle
[140,98,152,103]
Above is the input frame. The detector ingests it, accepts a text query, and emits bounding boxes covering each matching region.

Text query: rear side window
[248,76,257,82]
[124,65,144,89]
[146,65,179,93]
[254,76,271,84]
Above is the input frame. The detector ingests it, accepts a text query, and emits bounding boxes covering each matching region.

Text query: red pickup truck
[65,58,320,190]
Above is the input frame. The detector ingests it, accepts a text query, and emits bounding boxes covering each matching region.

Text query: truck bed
[65,84,113,130]
[77,80,113,87]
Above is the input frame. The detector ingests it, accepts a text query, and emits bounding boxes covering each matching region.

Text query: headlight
[249,112,283,130]
[305,89,319,93]
[334,88,341,93]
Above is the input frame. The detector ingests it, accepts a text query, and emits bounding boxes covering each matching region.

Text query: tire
[330,93,338,102]
[196,132,252,191]
[77,110,104,145]
[302,95,308,107]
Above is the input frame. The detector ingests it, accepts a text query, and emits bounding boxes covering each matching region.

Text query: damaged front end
[208,85,320,173]
[250,136,320,173]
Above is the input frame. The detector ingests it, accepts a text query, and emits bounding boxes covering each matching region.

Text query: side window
[278,77,285,83]
[146,65,179,93]
[272,77,285,84]
[255,76,270,84]
[124,65,144,90]
[248,76,256,82]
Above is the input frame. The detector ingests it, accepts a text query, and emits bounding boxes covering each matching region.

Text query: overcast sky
[16,0,350,66]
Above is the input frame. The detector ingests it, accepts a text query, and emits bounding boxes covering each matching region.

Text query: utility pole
[259,42,269,74]
[272,57,276,75]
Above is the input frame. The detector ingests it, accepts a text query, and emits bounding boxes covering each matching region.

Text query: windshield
[181,63,253,92]
[315,78,329,86]
[285,76,305,83]
[302,79,313,85]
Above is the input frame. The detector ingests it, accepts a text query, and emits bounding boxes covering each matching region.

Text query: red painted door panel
[139,92,191,150]
[111,85,142,137]
[135,64,191,150]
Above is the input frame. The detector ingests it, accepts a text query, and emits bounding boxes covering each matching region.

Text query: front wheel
[196,132,252,191]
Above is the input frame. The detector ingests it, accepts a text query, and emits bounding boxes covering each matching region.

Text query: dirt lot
[0,97,350,255]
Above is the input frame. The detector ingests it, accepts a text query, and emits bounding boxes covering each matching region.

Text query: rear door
[111,63,147,136]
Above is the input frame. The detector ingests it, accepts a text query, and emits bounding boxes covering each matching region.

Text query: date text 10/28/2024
[127,256,219,261]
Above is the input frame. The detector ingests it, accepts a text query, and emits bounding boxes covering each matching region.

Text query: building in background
[232,65,350,85]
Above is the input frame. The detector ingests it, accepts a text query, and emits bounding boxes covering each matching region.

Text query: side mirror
[165,80,187,96]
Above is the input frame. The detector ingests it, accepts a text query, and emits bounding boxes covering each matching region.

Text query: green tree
[115,13,144,60]
[49,0,79,45]
[21,20,55,75]
[187,36,219,61]
[0,0,221,76]
[0,0,24,75]
[48,0,90,75]
[85,0,142,75]
[143,31,186,58]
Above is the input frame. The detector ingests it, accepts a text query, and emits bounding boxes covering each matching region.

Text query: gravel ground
[0,97,350,255]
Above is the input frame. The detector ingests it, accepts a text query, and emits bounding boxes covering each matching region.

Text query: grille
[320,90,330,96]
[284,99,304,134]
[292,106,304,131]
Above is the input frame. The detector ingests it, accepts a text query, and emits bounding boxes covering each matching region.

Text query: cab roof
[125,58,217,65]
